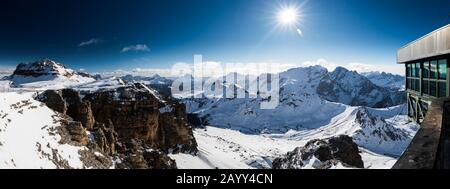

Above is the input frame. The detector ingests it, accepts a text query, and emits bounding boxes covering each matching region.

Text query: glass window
[406,79,409,90]
[438,81,446,97]
[409,64,413,77]
[406,64,411,77]
[408,79,412,90]
[415,79,420,92]
[411,64,416,77]
[430,81,437,96]
[430,60,437,79]
[423,62,429,78]
[415,63,420,77]
[423,80,429,94]
[438,59,447,80]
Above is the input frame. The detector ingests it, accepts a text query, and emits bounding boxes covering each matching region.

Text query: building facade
[394,24,450,169]
[398,24,450,123]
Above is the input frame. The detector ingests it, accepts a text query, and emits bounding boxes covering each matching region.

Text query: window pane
[406,79,410,89]
[415,79,420,92]
[439,59,447,80]
[407,64,410,77]
[430,60,437,79]
[430,81,437,96]
[408,64,412,77]
[423,62,429,78]
[415,63,420,77]
[438,81,446,97]
[423,80,429,94]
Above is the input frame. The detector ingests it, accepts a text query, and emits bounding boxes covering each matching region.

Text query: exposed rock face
[143,150,177,169]
[13,59,74,77]
[352,107,411,156]
[91,123,118,155]
[62,89,96,130]
[156,103,198,154]
[317,67,397,108]
[272,135,364,169]
[36,90,67,114]
[64,121,89,146]
[362,71,405,90]
[83,84,160,141]
[36,83,198,169]
[81,83,197,154]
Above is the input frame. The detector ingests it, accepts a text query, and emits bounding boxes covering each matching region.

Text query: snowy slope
[317,67,396,107]
[0,92,89,168]
[184,66,344,133]
[73,77,126,94]
[184,66,405,134]
[0,61,416,169]
[121,74,172,85]
[362,71,405,90]
[170,110,417,169]
[6,59,95,90]
[170,104,418,169]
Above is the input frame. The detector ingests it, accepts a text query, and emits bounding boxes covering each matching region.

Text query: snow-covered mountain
[317,67,400,108]
[5,59,95,89]
[168,65,416,169]
[170,105,417,169]
[0,60,417,169]
[0,92,111,168]
[121,74,172,85]
[362,71,405,90]
[183,66,406,134]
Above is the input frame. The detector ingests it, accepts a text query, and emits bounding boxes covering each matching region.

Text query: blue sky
[0,0,449,74]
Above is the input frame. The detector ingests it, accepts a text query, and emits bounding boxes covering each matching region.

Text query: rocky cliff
[36,83,197,169]
[272,135,364,169]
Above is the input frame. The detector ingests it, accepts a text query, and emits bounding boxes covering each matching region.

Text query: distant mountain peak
[8,59,96,89]
[13,59,74,77]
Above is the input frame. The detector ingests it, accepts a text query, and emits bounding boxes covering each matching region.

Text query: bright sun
[277,7,298,25]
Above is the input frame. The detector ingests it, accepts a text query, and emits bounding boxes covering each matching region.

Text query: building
[394,24,450,169]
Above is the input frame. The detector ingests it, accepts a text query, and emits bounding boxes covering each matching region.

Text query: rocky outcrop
[352,107,411,156]
[155,103,198,154]
[317,67,401,108]
[272,135,364,169]
[36,90,67,114]
[36,83,198,169]
[13,59,74,77]
[83,84,160,141]
[114,139,177,169]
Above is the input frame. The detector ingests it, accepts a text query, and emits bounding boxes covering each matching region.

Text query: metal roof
[397,24,450,63]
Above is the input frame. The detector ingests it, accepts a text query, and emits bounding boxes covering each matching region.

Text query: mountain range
[0,59,416,169]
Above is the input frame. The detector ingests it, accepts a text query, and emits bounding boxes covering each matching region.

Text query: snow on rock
[0,92,87,168]
[352,107,413,156]
[73,77,126,94]
[272,135,364,169]
[317,67,399,108]
[121,74,173,85]
[362,71,405,90]
[170,126,306,169]
[170,104,418,169]
[7,59,95,90]
[184,66,405,134]
[185,66,348,133]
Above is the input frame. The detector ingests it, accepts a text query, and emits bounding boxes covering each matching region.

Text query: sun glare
[277,7,298,25]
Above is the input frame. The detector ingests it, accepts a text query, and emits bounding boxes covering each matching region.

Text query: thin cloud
[79,38,102,47]
[121,44,150,53]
